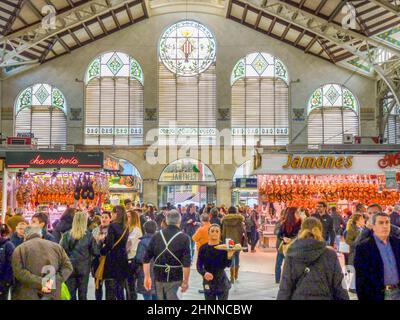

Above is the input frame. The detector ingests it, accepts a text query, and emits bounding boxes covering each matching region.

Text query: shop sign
[161,172,201,182]
[235,178,258,189]
[378,152,400,169]
[282,154,353,170]
[6,152,103,169]
[385,171,397,189]
[104,156,120,171]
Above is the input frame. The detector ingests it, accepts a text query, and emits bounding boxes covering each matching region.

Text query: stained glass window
[84,52,144,145]
[159,20,216,76]
[230,52,289,85]
[158,21,217,145]
[231,52,289,146]
[307,84,359,145]
[15,84,67,146]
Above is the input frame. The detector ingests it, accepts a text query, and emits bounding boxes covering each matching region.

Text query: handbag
[95,227,128,289]
[60,282,71,300]
[278,238,293,255]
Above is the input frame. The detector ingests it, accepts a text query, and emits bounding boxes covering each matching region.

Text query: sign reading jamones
[6,152,103,169]
[253,153,386,175]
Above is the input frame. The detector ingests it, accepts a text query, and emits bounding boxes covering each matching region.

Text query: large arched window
[15,83,67,146]
[383,92,400,144]
[158,20,217,145]
[231,52,289,146]
[307,84,359,145]
[84,51,144,145]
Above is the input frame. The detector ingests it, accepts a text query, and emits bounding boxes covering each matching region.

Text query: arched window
[158,20,217,145]
[307,84,359,145]
[15,83,67,146]
[84,51,144,145]
[231,52,289,146]
[383,92,400,144]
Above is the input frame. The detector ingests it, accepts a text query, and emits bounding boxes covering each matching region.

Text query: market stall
[104,155,143,207]
[232,160,258,206]
[4,151,105,225]
[253,152,400,248]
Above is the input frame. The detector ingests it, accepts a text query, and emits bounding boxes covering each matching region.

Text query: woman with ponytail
[277,217,349,300]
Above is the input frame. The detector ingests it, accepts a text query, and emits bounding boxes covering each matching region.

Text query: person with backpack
[136,220,158,300]
[60,211,95,300]
[0,224,14,300]
[277,217,349,300]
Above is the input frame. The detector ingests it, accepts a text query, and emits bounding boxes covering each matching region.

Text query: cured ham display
[16,173,109,209]
[258,174,399,207]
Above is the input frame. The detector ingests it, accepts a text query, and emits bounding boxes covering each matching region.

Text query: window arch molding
[14,83,67,146]
[84,51,144,146]
[307,83,360,145]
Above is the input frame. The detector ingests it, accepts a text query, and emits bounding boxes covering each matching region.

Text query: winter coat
[182,212,200,237]
[313,213,335,246]
[390,212,400,227]
[135,234,156,295]
[344,222,363,265]
[354,224,400,246]
[331,211,345,235]
[52,216,74,243]
[11,234,73,300]
[192,222,211,252]
[277,238,349,300]
[91,225,108,277]
[43,230,57,243]
[354,235,400,301]
[100,222,129,280]
[11,233,24,248]
[221,214,245,244]
[60,230,94,275]
[0,238,15,293]
[274,220,283,250]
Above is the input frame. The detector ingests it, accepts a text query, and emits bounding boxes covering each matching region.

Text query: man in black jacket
[143,210,191,300]
[312,202,335,246]
[390,205,400,227]
[354,212,400,300]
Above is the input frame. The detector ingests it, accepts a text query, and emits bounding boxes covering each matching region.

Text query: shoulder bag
[95,227,128,289]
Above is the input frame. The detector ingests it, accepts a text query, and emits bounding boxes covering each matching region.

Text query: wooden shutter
[385,115,399,144]
[308,107,359,144]
[85,77,143,145]
[15,107,66,146]
[158,64,216,144]
[231,77,289,146]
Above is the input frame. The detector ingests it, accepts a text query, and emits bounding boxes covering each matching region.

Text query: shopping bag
[338,241,350,253]
[60,282,71,300]
[95,256,107,289]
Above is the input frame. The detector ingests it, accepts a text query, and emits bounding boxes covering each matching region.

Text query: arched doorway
[232,160,257,206]
[158,158,216,208]
[104,156,143,206]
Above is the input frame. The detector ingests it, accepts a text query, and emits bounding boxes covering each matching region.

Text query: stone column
[216,179,232,207]
[142,179,158,205]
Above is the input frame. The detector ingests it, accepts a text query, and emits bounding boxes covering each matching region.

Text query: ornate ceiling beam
[0,0,140,67]
[368,0,400,16]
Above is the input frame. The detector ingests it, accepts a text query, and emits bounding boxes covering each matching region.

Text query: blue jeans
[275,251,285,283]
[231,251,240,268]
[189,237,195,260]
[143,294,158,300]
[335,235,342,251]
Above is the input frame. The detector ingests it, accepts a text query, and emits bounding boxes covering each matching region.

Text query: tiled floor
[86,248,357,300]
